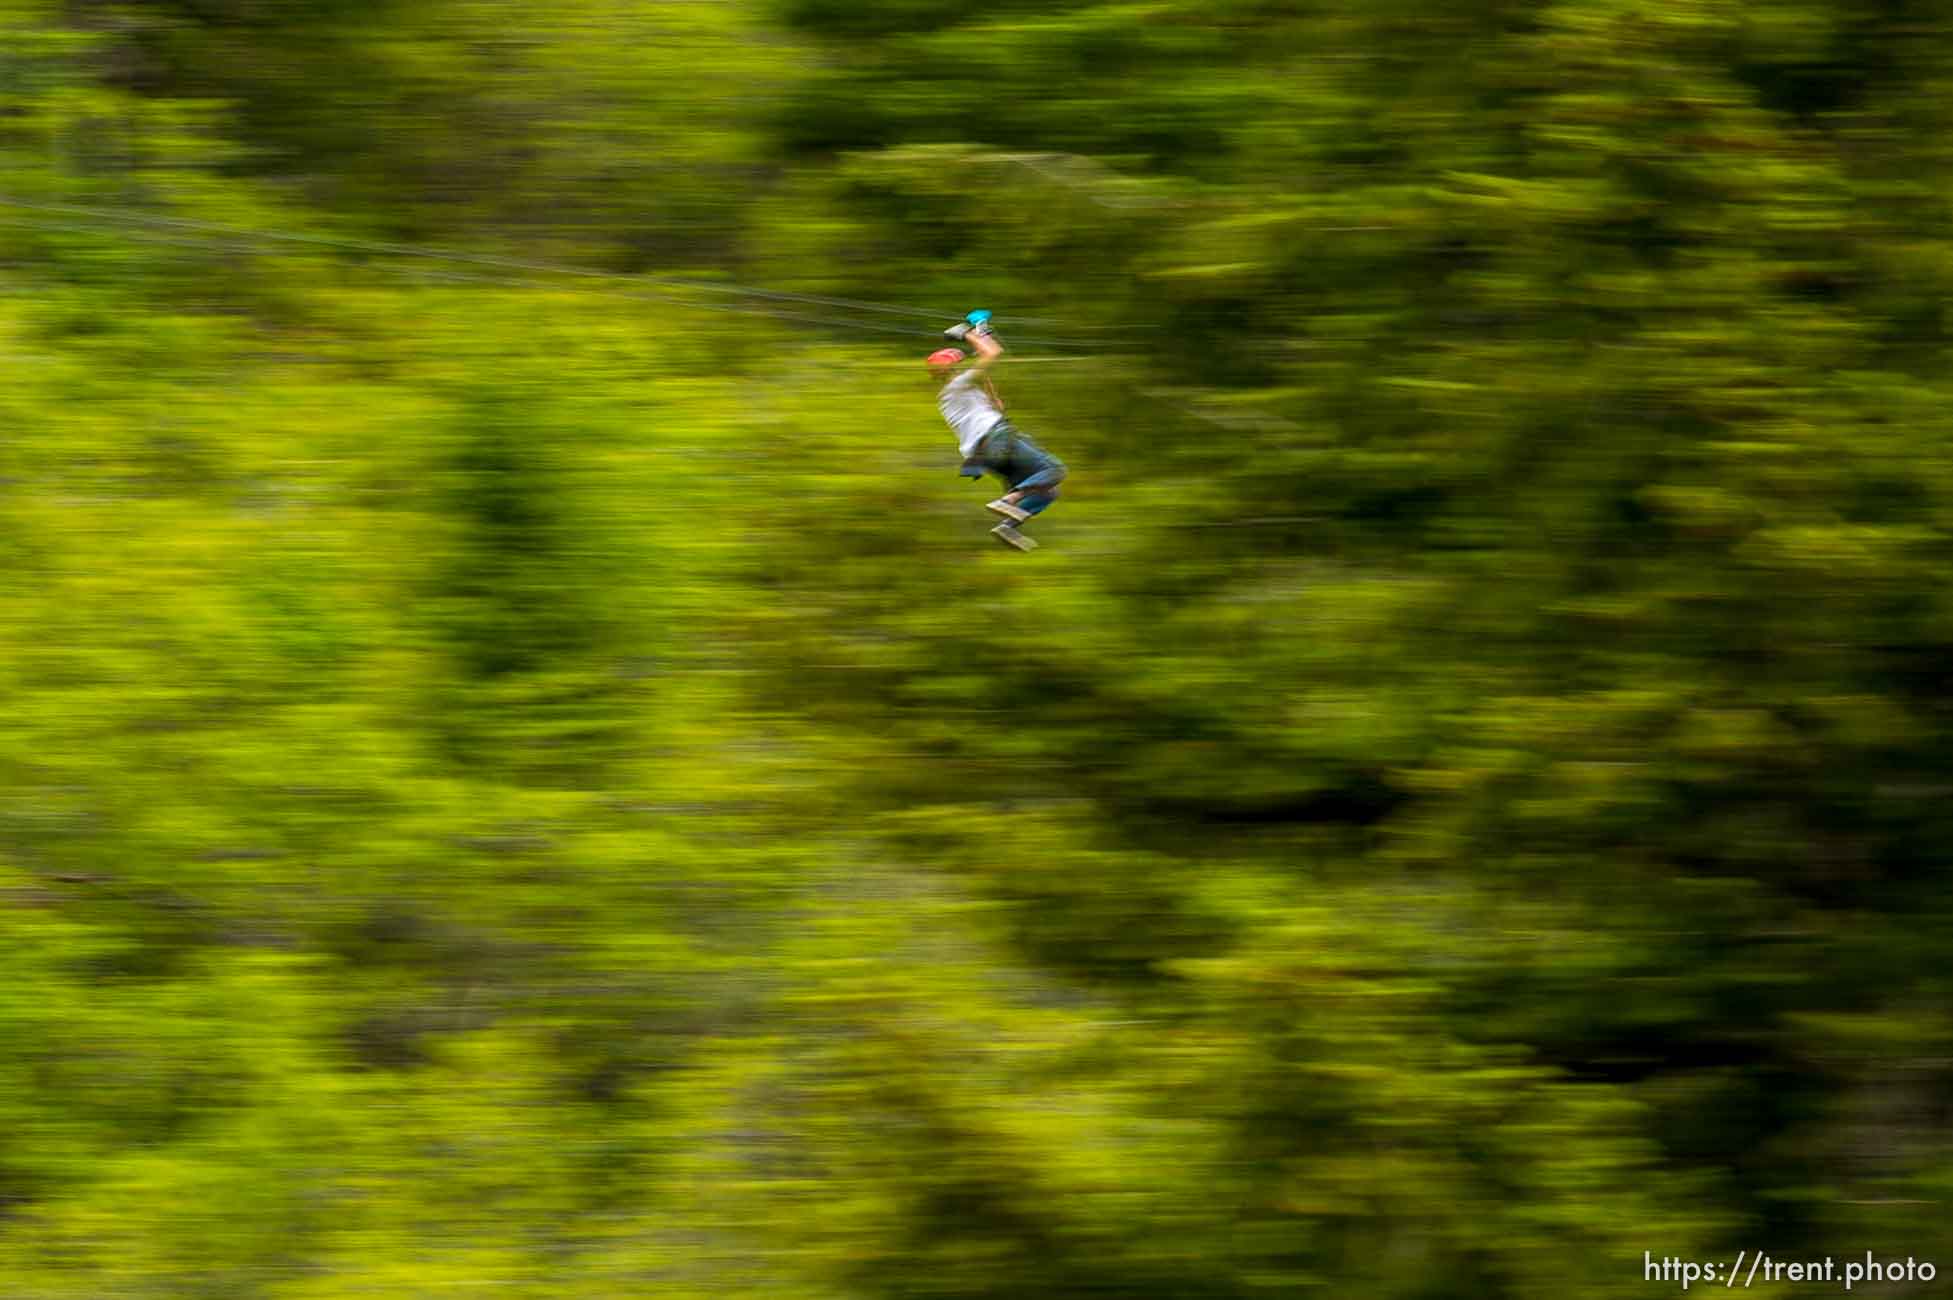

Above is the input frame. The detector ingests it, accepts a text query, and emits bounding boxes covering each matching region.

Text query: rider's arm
[968,327,1005,408]
[968,325,1004,371]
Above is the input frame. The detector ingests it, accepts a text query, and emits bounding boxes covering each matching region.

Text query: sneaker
[985,498,1031,524]
[991,523,1038,551]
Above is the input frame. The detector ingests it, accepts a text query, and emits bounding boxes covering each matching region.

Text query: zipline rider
[929,311,1068,552]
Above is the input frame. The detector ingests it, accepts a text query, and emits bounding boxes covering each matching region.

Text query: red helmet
[926,348,965,368]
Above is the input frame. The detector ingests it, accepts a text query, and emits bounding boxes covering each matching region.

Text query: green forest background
[4,0,1952,1294]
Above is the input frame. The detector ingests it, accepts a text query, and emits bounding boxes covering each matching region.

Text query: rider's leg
[1001,434,1067,517]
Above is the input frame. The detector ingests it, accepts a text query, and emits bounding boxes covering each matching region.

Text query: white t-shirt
[937,370,1005,458]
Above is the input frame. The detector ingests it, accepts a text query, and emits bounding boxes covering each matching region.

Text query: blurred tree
[0,0,1950,1293]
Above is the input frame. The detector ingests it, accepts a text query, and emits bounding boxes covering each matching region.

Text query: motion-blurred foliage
[2,0,1951,1294]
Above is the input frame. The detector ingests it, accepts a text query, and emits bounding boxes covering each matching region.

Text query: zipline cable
[0,195,1120,341]
[0,211,1123,360]
[0,211,933,337]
